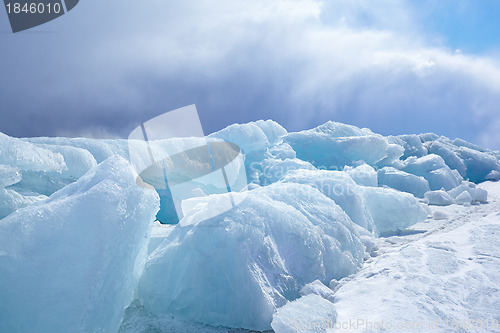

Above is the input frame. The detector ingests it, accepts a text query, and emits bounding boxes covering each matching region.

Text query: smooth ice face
[11,170,74,196]
[423,137,500,183]
[285,131,389,170]
[271,294,337,333]
[284,121,391,169]
[280,169,377,233]
[452,138,489,152]
[137,183,365,331]
[361,186,428,235]
[428,140,467,177]
[0,156,159,333]
[402,154,462,191]
[12,144,99,197]
[457,146,500,183]
[377,167,430,198]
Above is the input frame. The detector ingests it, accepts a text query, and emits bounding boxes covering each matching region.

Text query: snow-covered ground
[330,181,500,333]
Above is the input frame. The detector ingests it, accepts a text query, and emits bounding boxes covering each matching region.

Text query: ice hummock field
[1,120,500,333]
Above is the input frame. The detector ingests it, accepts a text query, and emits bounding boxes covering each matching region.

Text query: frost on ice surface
[0,156,159,333]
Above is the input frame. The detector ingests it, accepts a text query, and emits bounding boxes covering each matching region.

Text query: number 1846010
[6,2,62,14]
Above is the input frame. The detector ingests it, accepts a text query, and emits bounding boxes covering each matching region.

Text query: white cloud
[1,0,500,149]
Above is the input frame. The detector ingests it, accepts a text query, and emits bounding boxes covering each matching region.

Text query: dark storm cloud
[1,0,500,149]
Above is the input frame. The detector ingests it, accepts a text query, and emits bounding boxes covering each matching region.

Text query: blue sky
[1,0,500,149]
[414,0,500,54]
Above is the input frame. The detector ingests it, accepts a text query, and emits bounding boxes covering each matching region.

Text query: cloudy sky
[1,0,500,149]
